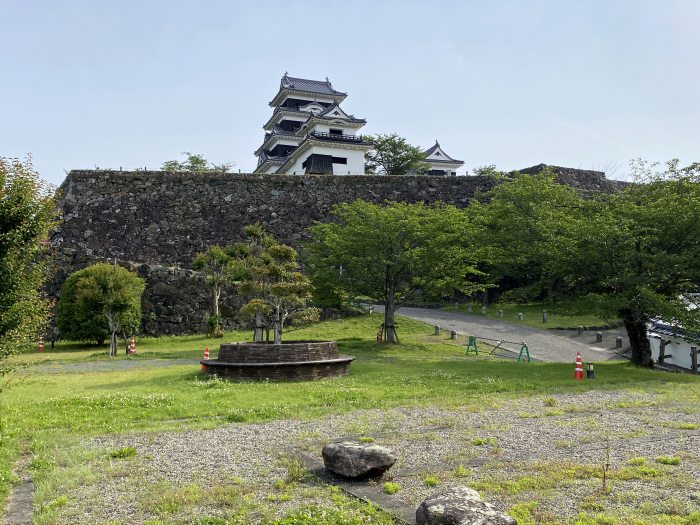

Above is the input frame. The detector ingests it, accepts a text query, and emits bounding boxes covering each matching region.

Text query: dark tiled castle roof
[423,141,463,163]
[280,73,346,96]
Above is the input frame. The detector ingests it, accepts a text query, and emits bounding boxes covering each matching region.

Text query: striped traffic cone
[201,347,209,372]
[574,352,584,380]
[38,336,44,353]
[129,336,136,354]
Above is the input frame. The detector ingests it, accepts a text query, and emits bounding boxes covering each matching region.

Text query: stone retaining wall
[51,169,623,335]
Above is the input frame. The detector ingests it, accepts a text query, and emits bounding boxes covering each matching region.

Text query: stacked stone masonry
[51,169,624,334]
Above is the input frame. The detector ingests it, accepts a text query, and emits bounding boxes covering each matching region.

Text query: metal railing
[309,131,364,142]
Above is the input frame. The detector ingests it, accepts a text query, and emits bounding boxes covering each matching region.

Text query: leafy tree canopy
[365,134,430,175]
[161,152,234,173]
[0,155,55,369]
[305,200,486,342]
[476,161,700,366]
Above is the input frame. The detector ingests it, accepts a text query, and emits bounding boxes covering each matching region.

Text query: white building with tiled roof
[254,73,371,175]
[420,141,464,176]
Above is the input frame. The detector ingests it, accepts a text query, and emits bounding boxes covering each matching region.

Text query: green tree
[0,155,55,374]
[365,134,430,175]
[563,160,700,366]
[161,152,234,173]
[478,162,700,367]
[193,245,237,336]
[72,263,145,356]
[236,227,318,344]
[305,200,486,343]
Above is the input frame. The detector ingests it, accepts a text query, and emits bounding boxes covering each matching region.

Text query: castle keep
[254,74,371,175]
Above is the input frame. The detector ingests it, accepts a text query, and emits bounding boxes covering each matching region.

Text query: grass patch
[3,313,700,518]
[446,301,614,330]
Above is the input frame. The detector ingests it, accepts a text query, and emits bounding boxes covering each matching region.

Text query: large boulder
[322,442,397,479]
[416,486,516,525]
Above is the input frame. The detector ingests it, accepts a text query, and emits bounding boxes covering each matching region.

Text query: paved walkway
[381,306,627,363]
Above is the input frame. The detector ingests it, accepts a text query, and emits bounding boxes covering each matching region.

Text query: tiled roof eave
[426,159,465,165]
[269,88,347,107]
[255,132,304,156]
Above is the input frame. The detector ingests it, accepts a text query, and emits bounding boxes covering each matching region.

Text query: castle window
[329,128,343,137]
[332,157,347,164]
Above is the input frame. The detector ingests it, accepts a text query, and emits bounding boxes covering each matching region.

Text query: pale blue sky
[2,0,698,185]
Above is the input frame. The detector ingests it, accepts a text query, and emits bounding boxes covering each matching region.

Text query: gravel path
[386,306,626,363]
[25,357,198,374]
[51,390,700,524]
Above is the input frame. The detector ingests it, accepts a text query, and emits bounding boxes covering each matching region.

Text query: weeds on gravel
[656,456,681,465]
[507,501,538,525]
[663,422,699,430]
[423,475,440,487]
[109,446,137,459]
[453,464,471,478]
[279,455,309,485]
[543,397,558,407]
[472,437,495,446]
[381,481,400,495]
[146,482,204,516]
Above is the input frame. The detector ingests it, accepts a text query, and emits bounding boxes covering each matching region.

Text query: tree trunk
[253,313,263,343]
[622,309,652,367]
[105,313,117,357]
[212,287,220,318]
[109,330,117,357]
[384,286,398,344]
[273,320,282,344]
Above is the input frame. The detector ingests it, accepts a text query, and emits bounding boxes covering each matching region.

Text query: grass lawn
[446,302,618,330]
[2,314,699,524]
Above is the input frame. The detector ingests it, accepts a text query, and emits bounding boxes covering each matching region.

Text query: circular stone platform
[200,341,354,381]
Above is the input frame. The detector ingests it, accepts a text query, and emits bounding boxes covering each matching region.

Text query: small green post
[517,342,531,363]
[466,335,479,356]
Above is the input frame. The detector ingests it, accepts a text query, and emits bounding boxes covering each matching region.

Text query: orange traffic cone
[38,337,44,353]
[129,336,136,354]
[201,347,209,372]
[574,351,584,380]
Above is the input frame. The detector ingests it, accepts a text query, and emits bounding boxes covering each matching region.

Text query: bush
[56,268,110,344]
[56,264,143,349]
